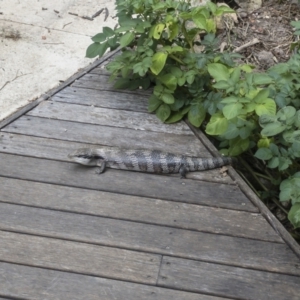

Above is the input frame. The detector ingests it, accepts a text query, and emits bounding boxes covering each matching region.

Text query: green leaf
[161,93,175,104]
[153,23,165,39]
[268,63,289,74]
[255,98,276,116]
[254,148,273,160]
[253,89,269,103]
[279,183,292,202]
[159,74,177,90]
[188,103,206,127]
[222,123,239,139]
[208,63,230,82]
[192,15,207,31]
[177,77,186,86]
[288,203,300,229]
[259,114,277,127]
[215,5,235,16]
[205,19,216,33]
[261,122,286,137]
[257,137,271,148]
[119,32,135,47]
[277,106,296,121]
[86,42,108,58]
[165,112,184,124]
[213,81,231,89]
[268,157,279,168]
[230,68,241,83]
[168,22,179,41]
[113,78,131,89]
[102,27,115,37]
[92,33,106,43]
[252,73,273,85]
[228,138,249,156]
[156,104,171,122]
[221,96,239,104]
[150,52,168,75]
[207,1,217,14]
[222,103,243,120]
[169,67,183,78]
[148,95,162,112]
[205,113,228,135]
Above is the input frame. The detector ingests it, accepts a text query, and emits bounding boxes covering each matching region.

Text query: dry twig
[233,38,260,53]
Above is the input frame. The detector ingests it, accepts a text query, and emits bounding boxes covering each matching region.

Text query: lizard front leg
[95,159,106,174]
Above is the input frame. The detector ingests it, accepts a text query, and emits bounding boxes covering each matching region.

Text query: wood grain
[72,77,152,96]
[0,177,280,241]
[0,153,254,210]
[0,132,230,183]
[0,231,160,284]
[158,256,300,300]
[89,67,114,75]
[52,86,149,112]
[1,203,299,275]
[27,101,193,135]
[2,116,210,157]
[0,262,226,300]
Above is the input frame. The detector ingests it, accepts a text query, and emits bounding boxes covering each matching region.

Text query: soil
[218,0,300,70]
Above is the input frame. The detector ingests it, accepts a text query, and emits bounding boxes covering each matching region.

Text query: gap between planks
[1,202,299,276]
[27,100,193,136]
[0,177,279,241]
[0,262,227,300]
[1,116,211,157]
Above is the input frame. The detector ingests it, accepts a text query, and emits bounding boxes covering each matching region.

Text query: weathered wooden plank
[1,203,299,275]
[80,73,115,81]
[52,87,149,112]
[0,231,160,284]
[2,116,210,157]
[89,67,114,75]
[72,77,152,95]
[158,256,300,300]
[27,101,193,135]
[0,263,227,300]
[0,177,279,241]
[0,153,254,210]
[0,132,229,183]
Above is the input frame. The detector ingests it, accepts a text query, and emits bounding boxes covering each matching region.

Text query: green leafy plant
[86,0,237,124]
[86,0,300,233]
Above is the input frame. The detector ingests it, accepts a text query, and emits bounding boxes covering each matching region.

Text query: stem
[239,157,288,216]
[239,157,269,192]
[252,171,273,181]
[235,169,261,198]
[182,20,195,52]
[271,197,289,215]
[169,54,186,65]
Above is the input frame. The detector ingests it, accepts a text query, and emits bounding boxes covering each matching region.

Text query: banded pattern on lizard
[68,148,235,178]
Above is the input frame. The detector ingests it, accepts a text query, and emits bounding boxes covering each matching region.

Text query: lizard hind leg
[179,164,188,179]
[95,160,106,174]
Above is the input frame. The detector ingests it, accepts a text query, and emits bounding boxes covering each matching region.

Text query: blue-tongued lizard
[68,147,235,178]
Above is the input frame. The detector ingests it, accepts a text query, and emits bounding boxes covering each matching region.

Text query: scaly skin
[68,147,234,178]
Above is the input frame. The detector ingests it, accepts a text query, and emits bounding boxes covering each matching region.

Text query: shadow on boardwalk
[0,51,300,299]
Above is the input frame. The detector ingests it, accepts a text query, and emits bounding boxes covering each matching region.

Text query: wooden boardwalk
[1,52,300,299]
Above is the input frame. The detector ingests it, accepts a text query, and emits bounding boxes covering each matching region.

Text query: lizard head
[68,148,103,166]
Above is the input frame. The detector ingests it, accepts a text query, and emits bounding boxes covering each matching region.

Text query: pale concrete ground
[0,0,117,121]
